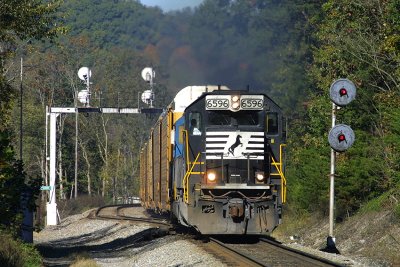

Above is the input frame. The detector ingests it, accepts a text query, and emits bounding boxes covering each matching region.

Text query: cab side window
[266,112,278,135]
[189,112,202,136]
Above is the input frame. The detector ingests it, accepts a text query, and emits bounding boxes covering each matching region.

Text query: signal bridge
[46,106,163,225]
[46,67,161,226]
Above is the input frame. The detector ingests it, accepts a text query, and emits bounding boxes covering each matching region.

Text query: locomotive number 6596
[240,98,263,109]
[206,98,229,109]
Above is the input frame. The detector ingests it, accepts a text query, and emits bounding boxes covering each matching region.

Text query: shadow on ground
[36,227,166,266]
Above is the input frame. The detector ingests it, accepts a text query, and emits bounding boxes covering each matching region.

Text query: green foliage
[287,0,400,219]
[0,0,63,57]
[60,0,163,49]
[2,0,400,226]
[0,130,41,235]
[0,231,42,267]
[1,0,61,233]
[287,146,330,212]
[359,183,400,222]
[360,191,391,213]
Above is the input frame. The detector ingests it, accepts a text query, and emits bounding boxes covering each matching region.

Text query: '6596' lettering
[241,99,263,109]
[206,99,229,109]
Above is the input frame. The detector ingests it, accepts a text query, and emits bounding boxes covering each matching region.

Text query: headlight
[232,95,240,102]
[231,102,240,109]
[207,172,216,182]
[255,172,265,182]
[231,95,240,110]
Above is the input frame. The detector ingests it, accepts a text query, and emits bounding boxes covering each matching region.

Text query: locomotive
[139,85,286,235]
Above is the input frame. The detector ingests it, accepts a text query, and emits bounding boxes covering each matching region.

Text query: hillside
[274,205,400,266]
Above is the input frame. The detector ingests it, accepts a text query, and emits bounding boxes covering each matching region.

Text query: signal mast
[326,78,356,252]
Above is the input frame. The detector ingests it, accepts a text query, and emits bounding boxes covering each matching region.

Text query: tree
[0,0,61,234]
[289,0,400,218]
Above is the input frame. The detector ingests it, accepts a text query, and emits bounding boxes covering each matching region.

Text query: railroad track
[199,237,346,267]
[94,204,172,230]
[201,237,267,266]
[94,205,345,266]
[257,238,345,267]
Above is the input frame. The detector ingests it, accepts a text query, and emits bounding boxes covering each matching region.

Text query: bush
[0,231,42,267]
[57,195,107,218]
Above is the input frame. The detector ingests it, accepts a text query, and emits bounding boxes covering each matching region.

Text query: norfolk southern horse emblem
[228,135,243,156]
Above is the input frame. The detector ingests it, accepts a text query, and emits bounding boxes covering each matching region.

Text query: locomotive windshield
[207,110,260,126]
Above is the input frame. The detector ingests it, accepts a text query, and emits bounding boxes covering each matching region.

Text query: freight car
[139,85,286,235]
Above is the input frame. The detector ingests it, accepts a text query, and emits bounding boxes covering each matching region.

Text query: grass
[394,203,400,221]
[359,186,400,217]
[70,253,100,267]
[271,206,318,242]
[70,258,99,267]
[0,231,42,267]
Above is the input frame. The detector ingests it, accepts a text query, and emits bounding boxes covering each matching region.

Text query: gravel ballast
[34,206,381,266]
[34,207,225,266]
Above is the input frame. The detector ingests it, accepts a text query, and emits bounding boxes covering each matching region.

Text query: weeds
[0,231,42,267]
[70,253,99,267]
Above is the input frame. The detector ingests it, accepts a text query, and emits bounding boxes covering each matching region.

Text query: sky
[140,0,204,11]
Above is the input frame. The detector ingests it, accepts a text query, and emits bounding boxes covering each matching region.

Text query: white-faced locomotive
[139,85,286,235]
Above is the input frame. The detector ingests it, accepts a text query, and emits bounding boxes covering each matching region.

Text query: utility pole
[75,94,78,198]
[20,57,23,160]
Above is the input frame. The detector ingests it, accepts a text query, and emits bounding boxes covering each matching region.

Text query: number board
[206,95,264,111]
[206,95,230,110]
[240,96,264,110]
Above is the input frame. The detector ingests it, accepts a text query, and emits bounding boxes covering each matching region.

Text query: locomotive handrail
[270,144,287,203]
[182,152,202,204]
[182,129,205,203]
[183,129,190,170]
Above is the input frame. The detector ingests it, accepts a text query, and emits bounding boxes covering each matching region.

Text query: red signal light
[339,88,348,96]
[338,134,346,142]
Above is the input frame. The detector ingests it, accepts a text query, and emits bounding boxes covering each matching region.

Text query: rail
[94,204,171,228]
[259,238,345,267]
[203,238,268,267]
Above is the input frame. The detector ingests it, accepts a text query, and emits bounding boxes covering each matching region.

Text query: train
[139,85,286,235]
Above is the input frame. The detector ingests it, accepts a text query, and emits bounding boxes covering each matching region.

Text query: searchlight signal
[141,67,155,108]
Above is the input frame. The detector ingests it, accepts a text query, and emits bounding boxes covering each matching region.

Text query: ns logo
[228,135,243,156]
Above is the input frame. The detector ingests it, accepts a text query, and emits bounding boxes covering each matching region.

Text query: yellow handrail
[270,144,287,204]
[182,152,202,203]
